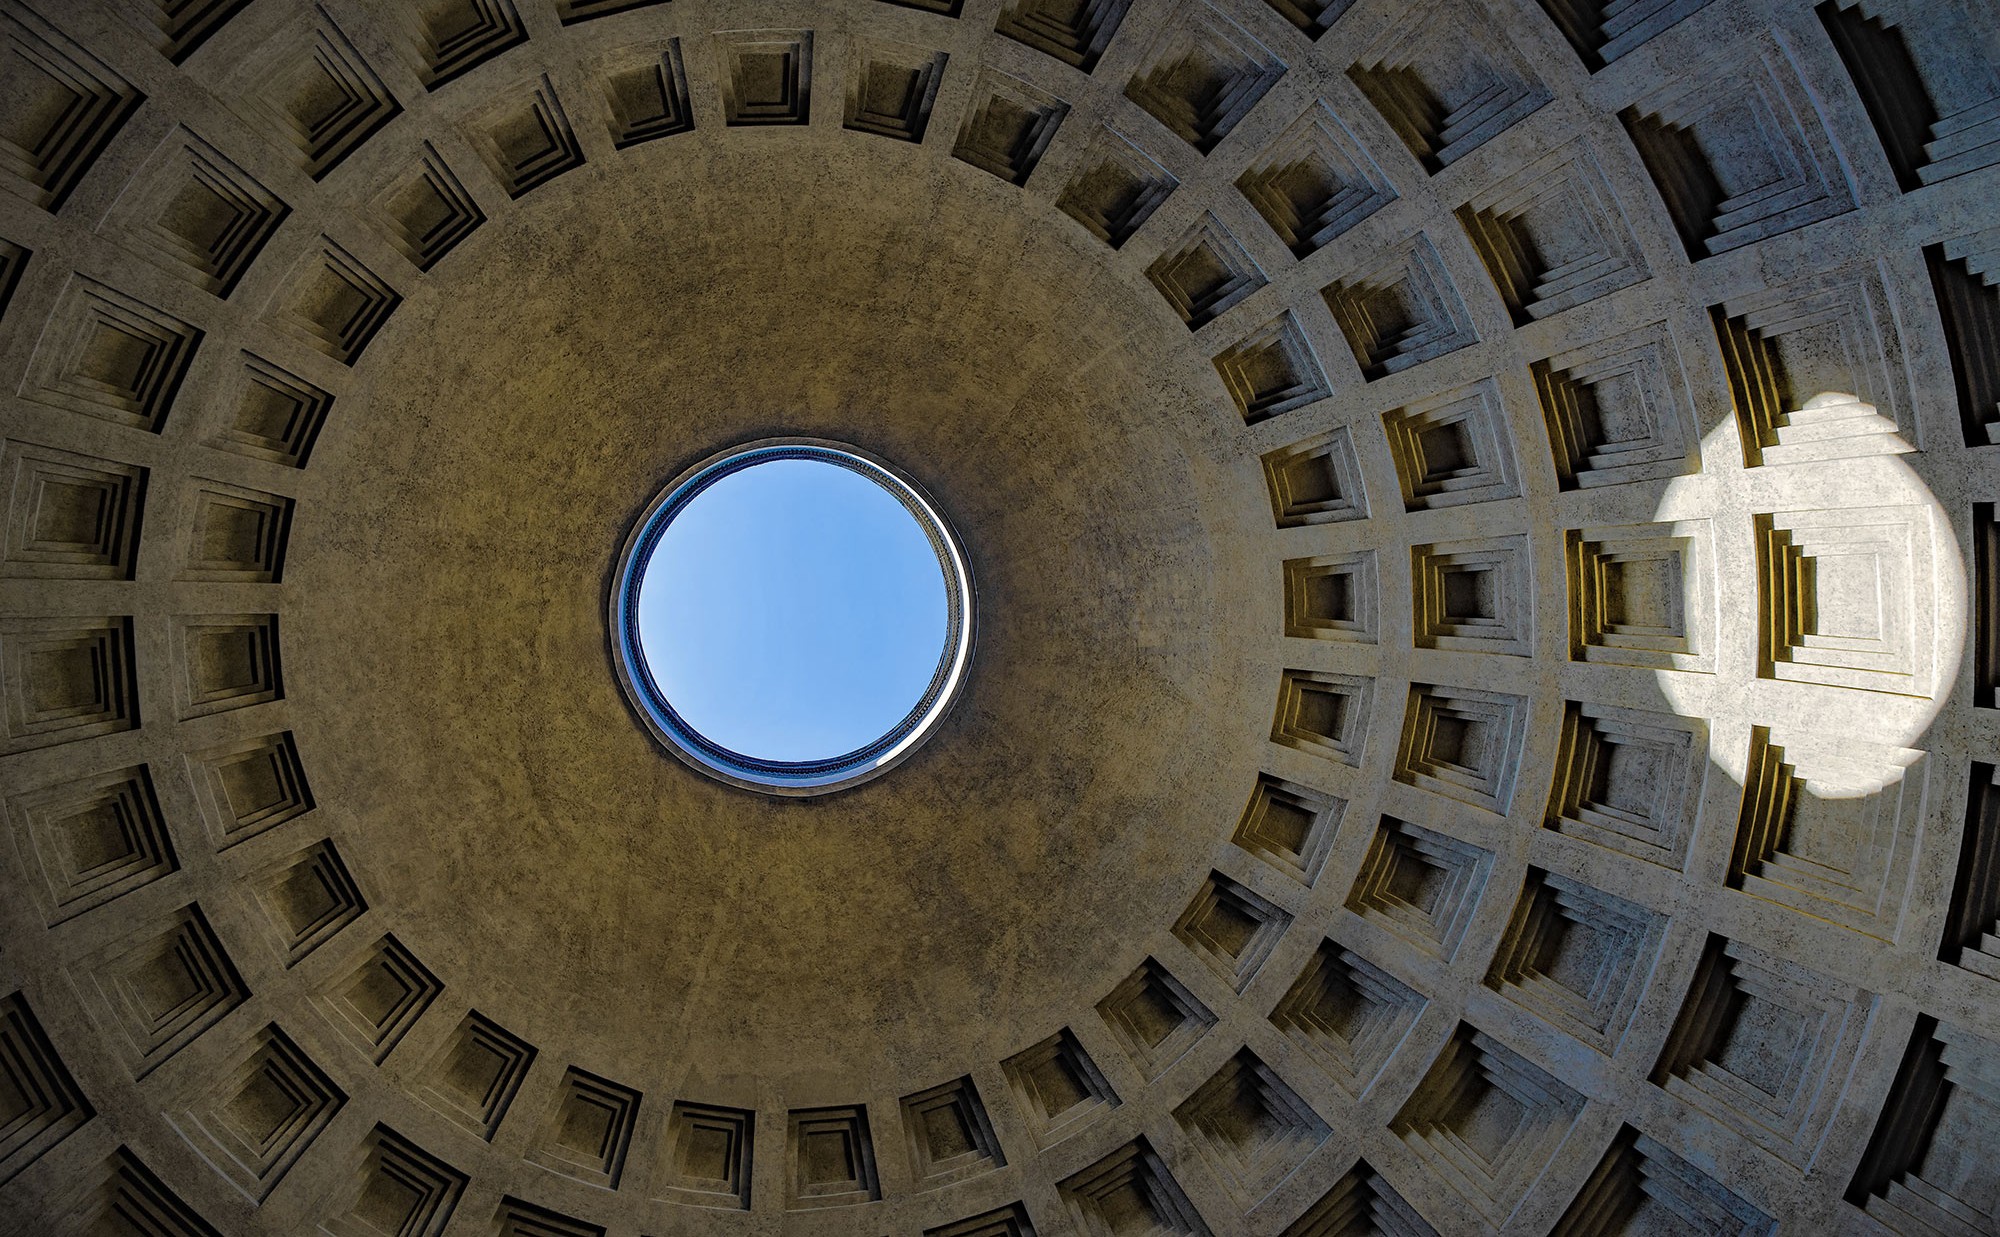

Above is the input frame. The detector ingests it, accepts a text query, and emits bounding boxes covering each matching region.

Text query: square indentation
[174,613,281,718]
[216,10,399,179]
[1346,0,1550,172]
[1056,127,1177,250]
[1382,380,1519,510]
[1262,429,1366,528]
[75,903,245,1078]
[1056,1137,1208,1235]
[1147,213,1266,331]
[994,0,1134,72]
[1566,520,1712,670]
[270,240,400,364]
[1391,1023,1583,1227]
[1284,552,1377,643]
[172,1023,343,1201]
[845,41,947,143]
[113,127,290,298]
[189,730,313,847]
[8,764,177,923]
[417,1010,535,1140]
[1456,143,1647,325]
[1123,3,1284,155]
[183,480,292,583]
[254,838,364,965]
[1096,958,1214,1081]
[1847,1016,2000,1235]
[1485,869,1665,1053]
[597,41,694,149]
[2,441,147,579]
[1001,1028,1117,1148]
[1411,536,1531,655]
[1282,1159,1433,1235]
[1322,234,1477,379]
[328,1124,466,1237]
[315,934,441,1064]
[1545,701,1702,869]
[1535,321,1699,489]
[0,7,143,210]
[1237,101,1394,258]
[371,144,485,270]
[953,68,1066,185]
[1652,934,1873,1166]
[1216,312,1329,426]
[1755,506,1933,695]
[1728,726,1926,940]
[1271,669,1372,767]
[1345,817,1493,960]
[901,1076,1003,1187]
[660,1101,754,1209]
[1174,1048,1328,1207]
[1174,870,1290,991]
[405,0,526,91]
[528,1067,641,1190]
[1270,941,1426,1097]
[1560,1124,1771,1235]
[718,31,812,126]
[0,991,92,1187]
[1618,36,1855,258]
[24,276,202,433]
[1394,683,1526,814]
[212,354,333,469]
[1709,264,1915,467]
[1,616,138,755]
[787,1105,879,1209]
[84,1147,225,1237]
[1232,774,1344,885]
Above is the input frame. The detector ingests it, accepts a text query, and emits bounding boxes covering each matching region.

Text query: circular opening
[611,440,974,794]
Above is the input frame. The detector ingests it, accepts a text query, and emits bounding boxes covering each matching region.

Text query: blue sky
[636,459,949,762]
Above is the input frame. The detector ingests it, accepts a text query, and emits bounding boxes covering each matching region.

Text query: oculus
[611,439,973,795]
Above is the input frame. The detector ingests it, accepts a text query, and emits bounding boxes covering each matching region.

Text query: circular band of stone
[609,437,975,795]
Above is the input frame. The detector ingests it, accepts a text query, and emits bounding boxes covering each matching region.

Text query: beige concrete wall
[0,0,1996,1233]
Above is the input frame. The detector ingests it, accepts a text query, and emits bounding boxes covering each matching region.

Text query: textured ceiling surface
[0,0,1997,1235]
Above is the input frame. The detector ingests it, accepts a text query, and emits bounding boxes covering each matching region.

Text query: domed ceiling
[0,0,1997,1234]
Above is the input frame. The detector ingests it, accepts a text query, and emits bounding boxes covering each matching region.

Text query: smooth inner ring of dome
[611,439,974,795]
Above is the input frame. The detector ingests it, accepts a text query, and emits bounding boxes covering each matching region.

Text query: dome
[0,0,1996,1234]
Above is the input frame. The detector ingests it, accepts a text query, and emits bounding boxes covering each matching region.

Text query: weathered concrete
[0,0,1996,1234]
